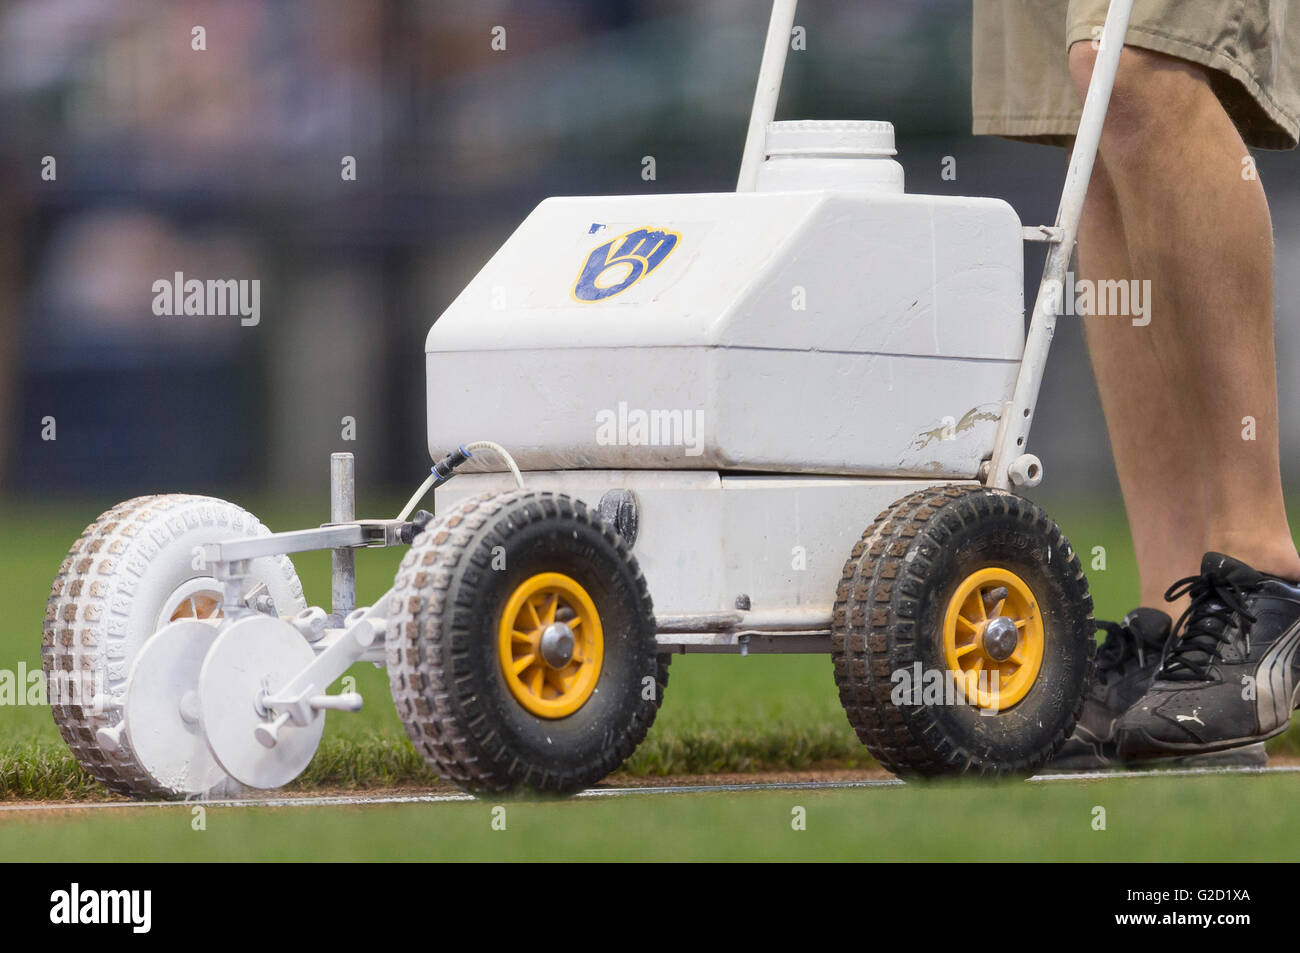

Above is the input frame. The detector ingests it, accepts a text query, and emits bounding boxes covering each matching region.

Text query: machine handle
[987,0,1135,488]
[736,0,798,192]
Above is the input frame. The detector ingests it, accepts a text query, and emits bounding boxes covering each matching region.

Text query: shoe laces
[1161,571,1258,681]
[1093,619,1153,684]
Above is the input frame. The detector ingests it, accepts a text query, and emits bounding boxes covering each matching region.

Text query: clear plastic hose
[464,440,525,489]
[395,472,437,523]
[395,441,525,522]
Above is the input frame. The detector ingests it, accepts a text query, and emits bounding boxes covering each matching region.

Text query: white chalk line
[1,763,1296,814]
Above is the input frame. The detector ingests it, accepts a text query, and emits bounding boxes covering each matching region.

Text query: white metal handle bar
[732,0,1135,486]
[987,0,1134,488]
[737,0,797,191]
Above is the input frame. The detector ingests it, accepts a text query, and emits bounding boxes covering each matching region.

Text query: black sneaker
[1116,552,1300,759]
[1046,608,1170,769]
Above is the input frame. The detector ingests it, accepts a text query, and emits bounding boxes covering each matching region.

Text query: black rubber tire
[386,489,669,795]
[831,485,1095,778]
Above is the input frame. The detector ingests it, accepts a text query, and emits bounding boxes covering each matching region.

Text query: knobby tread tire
[42,494,304,797]
[387,489,669,795]
[831,485,1095,778]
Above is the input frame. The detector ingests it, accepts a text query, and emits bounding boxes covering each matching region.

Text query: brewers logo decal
[572,227,679,302]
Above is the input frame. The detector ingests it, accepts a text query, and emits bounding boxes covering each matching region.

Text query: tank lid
[764,120,896,158]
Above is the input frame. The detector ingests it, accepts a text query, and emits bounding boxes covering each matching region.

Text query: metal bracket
[1021,225,1065,243]
[259,592,394,726]
[200,525,374,566]
[199,523,406,568]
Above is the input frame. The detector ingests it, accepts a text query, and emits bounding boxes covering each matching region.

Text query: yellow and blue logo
[572,227,679,302]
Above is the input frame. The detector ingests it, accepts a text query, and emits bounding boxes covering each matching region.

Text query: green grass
[2,772,1296,861]
[1,493,1297,801]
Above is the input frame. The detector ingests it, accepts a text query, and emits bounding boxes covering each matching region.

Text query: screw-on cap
[764,120,896,158]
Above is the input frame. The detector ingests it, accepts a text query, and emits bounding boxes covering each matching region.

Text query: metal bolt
[982,586,1009,612]
[982,616,1019,662]
[539,622,576,669]
[291,606,328,643]
[179,690,201,725]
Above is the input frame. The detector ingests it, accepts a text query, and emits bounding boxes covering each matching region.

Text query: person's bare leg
[1069,42,1300,589]
[1070,153,1208,611]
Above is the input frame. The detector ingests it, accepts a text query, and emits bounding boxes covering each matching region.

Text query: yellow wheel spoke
[498,572,606,718]
[169,591,223,623]
[522,598,542,629]
[943,568,1044,712]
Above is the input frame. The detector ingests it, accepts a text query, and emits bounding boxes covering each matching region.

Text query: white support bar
[656,632,832,655]
[201,525,370,565]
[263,591,394,722]
[988,0,1135,488]
[736,0,798,191]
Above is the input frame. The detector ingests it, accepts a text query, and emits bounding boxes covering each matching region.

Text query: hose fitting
[431,444,473,488]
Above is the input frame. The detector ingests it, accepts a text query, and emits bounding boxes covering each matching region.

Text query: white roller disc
[122,620,232,796]
[198,614,324,790]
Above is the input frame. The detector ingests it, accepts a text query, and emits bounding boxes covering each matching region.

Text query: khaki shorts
[972,0,1300,149]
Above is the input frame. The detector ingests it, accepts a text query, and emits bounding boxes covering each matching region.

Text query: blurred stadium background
[2,0,1299,511]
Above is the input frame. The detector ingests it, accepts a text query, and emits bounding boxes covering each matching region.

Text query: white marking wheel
[198,615,325,790]
[121,619,233,797]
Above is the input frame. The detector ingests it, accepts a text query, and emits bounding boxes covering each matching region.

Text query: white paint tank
[427,140,1025,478]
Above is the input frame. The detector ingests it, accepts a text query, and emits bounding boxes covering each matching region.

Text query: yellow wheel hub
[498,572,604,719]
[942,567,1044,711]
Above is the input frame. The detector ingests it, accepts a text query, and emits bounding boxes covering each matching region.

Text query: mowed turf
[2,772,1298,861]
[2,492,1298,802]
